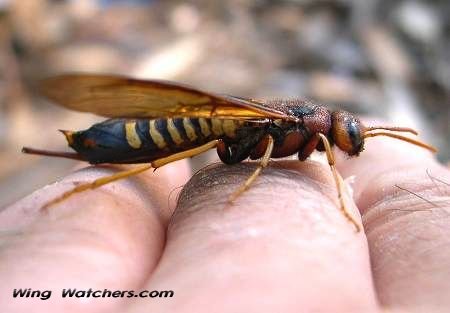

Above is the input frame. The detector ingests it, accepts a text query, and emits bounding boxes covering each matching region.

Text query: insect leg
[42,164,153,209]
[43,140,219,209]
[151,140,218,168]
[317,133,361,232]
[228,135,274,202]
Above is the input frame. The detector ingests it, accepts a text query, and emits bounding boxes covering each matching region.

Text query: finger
[128,161,379,312]
[337,133,450,312]
[0,160,191,313]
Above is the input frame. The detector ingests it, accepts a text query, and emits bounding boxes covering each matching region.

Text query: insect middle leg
[228,135,275,202]
[43,140,219,209]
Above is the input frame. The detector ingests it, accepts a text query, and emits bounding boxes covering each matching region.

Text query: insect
[22,74,437,232]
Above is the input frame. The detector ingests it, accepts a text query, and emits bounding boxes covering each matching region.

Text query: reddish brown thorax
[248,107,366,161]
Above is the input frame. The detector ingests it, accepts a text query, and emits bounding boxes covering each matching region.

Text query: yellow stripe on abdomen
[198,118,211,137]
[211,119,224,136]
[125,121,142,149]
[167,118,184,145]
[183,118,198,141]
[222,120,237,138]
[149,120,167,149]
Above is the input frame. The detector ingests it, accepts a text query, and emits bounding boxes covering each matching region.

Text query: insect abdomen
[64,117,243,164]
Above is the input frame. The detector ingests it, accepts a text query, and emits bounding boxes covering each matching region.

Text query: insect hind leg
[42,140,219,210]
[43,164,153,209]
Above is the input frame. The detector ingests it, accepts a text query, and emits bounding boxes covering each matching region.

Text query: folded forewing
[40,74,291,120]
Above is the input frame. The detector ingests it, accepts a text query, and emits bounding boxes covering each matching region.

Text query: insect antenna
[364,126,418,135]
[22,147,87,161]
[362,131,437,153]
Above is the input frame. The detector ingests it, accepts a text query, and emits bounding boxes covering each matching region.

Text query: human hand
[1,131,449,313]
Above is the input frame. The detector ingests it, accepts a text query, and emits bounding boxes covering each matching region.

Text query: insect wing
[40,74,291,120]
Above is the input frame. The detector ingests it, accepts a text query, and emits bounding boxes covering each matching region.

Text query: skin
[0,131,449,313]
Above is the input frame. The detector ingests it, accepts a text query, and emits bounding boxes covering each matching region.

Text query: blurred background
[0,0,448,207]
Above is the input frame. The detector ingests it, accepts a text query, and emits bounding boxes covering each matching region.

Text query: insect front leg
[317,133,361,232]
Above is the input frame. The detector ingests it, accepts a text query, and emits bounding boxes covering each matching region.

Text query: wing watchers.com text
[13,288,174,300]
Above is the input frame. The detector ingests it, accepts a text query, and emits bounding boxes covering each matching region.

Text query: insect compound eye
[331,111,364,156]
